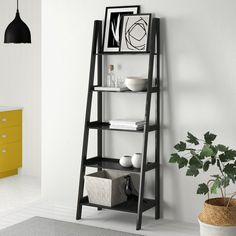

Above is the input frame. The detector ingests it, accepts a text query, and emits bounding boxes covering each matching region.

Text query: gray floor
[0,176,200,236]
[0,217,143,236]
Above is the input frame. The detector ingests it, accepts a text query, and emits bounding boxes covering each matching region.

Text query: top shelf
[96,52,158,55]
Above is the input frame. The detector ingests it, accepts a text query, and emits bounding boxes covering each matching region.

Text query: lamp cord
[17,0,19,10]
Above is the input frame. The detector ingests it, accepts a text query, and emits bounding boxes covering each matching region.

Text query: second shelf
[85,157,157,172]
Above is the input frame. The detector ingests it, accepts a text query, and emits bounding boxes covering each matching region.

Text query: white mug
[131,153,142,168]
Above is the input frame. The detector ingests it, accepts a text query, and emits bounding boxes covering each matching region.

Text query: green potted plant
[169,132,236,236]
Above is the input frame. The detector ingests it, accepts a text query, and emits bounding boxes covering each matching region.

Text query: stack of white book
[94,86,129,92]
[109,119,145,130]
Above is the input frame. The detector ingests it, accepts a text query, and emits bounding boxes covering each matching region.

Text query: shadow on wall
[159,17,180,219]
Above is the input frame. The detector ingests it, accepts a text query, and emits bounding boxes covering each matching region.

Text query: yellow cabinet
[0,126,22,145]
[0,110,22,128]
[0,109,22,178]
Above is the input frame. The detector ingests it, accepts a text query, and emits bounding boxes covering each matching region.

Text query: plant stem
[220,187,224,199]
[226,192,236,208]
[217,158,225,177]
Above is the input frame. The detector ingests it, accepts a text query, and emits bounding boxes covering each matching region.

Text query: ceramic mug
[119,155,132,167]
[131,153,142,168]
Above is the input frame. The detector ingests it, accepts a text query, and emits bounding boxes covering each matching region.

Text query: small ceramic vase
[119,155,132,167]
[131,153,142,168]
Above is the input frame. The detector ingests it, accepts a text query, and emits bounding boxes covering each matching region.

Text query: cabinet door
[0,110,22,129]
[0,126,22,145]
[0,142,22,172]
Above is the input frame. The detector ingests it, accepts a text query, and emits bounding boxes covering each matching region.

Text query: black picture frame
[102,5,140,53]
[120,14,152,53]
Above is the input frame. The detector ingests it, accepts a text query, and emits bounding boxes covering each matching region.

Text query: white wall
[42,0,236,223]
[0,0,41,177]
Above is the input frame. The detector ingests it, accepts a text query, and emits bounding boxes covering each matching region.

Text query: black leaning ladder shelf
[76,18,160,230]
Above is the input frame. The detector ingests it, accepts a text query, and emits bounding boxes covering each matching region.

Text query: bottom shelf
[80,196,156,214]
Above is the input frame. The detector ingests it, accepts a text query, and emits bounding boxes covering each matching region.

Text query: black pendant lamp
[4,0,31,43]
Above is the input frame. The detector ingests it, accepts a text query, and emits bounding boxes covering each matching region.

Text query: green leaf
[203,161,210,171]
[224,163,236,176]
[225,149,236,159]
[219,150,236,162]
[221,176,230,188]
[186,132,199,145]
[174,141,186,152]
[217,144,228,152]
[204,132,217,145]
[219,154,228,162]
[169,153,181,163]
[227,173,236,183]
[200,145,214,157]
[211,174,220,178]
[217,159,221,169]
[178,157,188,169]
[210,178,222,194]
[210,145,218,155]
[211,183,218,194]
[186,166,199,177]
[232,176,236,183]
[211,156,216,165]
[189,156,203,169]
[197,183,209,195]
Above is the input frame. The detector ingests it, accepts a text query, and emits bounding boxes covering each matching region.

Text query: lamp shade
[4,10,31,44]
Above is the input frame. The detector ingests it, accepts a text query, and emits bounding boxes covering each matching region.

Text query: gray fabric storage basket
[85,170,127,207]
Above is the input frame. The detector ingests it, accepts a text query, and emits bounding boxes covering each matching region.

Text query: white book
[109,119,145,126]
[110,125,143,130]
[94,86,129,92]
[109,123,144,128]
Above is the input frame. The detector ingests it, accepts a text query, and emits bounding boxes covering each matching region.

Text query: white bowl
[119,155,132,167]
[125,77,148,92]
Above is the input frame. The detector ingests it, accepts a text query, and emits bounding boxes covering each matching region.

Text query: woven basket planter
[199,197,236,236]
[199,198,236,226]
[85,170,127,207]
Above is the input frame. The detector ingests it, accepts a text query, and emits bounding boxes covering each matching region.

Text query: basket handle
[123,175,139,197]
[226,192,236,208]
[124,175,132,196]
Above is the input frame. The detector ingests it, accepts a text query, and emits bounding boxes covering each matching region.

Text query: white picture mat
[103,7,139,52]
[120,15,150,52]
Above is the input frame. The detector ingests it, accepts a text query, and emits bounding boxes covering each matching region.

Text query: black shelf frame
[76,18,160,230]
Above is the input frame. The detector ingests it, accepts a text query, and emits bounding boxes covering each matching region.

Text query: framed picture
[120,14,151,53]
[103,6,140,52]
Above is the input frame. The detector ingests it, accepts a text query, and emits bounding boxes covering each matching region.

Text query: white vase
[199,218,236,236]
[119,155,132,167]
[131,153,142,168]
